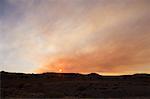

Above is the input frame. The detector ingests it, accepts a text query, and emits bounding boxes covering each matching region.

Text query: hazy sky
[0,0,150,75]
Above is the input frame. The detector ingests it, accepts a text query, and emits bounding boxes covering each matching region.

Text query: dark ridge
[1,71,150,77]
[1,71,150,80]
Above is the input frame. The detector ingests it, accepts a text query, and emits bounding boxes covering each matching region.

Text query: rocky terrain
[1,71,150,98]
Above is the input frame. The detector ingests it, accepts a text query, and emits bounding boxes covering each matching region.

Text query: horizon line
[1,70,150,76]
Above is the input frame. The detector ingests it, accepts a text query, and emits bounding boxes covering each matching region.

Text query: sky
[0,0,150,75]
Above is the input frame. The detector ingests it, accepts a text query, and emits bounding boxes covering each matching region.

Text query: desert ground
[1,71,150,98]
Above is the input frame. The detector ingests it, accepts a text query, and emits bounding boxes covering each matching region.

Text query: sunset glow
[0,0,150,75]
[59,69,62,72]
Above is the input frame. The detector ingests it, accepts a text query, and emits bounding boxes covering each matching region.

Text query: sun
[59,69,62,72]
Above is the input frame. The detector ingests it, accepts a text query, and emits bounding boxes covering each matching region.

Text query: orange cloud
[1,0,150,74]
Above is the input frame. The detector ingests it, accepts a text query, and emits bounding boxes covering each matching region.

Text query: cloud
[0,0,150,74]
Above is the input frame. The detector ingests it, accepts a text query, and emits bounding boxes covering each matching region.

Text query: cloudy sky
[0,0,150,75]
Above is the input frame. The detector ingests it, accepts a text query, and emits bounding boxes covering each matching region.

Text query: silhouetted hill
[1,71,150,98]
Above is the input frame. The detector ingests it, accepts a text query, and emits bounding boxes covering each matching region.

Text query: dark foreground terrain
[1,71,150,98]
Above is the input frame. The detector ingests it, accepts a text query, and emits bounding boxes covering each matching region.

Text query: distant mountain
[1,71,150,79]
